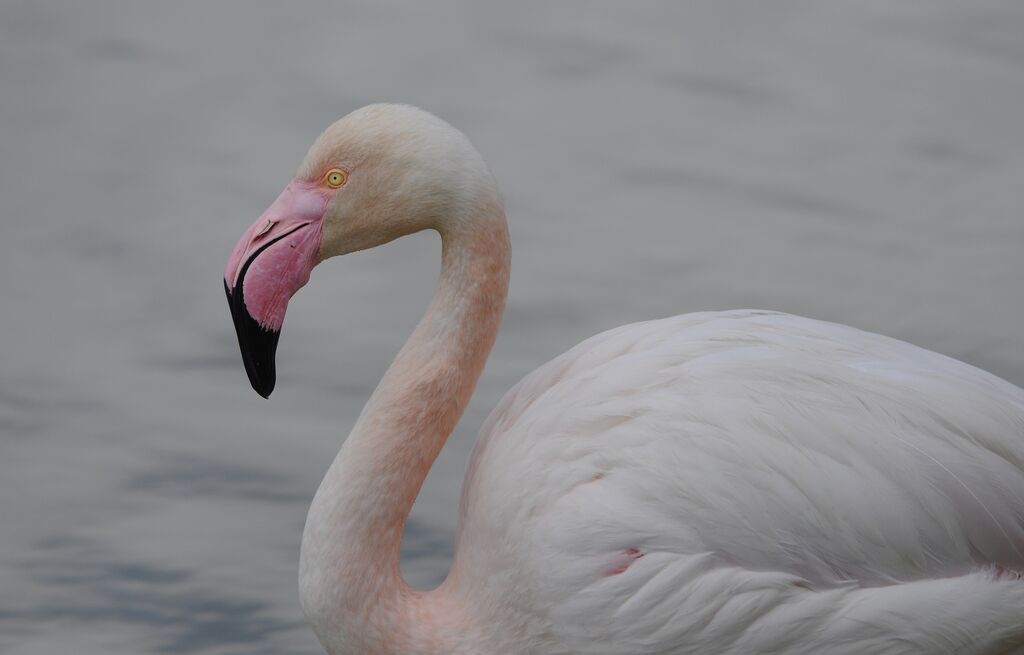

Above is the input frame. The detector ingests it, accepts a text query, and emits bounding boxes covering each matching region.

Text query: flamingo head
[224,103,494,397]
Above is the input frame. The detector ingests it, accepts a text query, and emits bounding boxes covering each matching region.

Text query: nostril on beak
[256,220,274,237]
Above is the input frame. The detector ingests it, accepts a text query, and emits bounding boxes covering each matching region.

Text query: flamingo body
[452,310,1024,653]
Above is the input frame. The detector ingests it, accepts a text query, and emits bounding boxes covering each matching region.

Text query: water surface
[2,2,1023,653]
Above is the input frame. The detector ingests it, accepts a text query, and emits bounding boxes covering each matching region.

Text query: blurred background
[1,1,1022,653]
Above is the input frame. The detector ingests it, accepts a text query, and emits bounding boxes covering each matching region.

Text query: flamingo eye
[325,169,348,188]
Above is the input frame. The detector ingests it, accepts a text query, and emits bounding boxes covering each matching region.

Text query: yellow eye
[325,169,348,188]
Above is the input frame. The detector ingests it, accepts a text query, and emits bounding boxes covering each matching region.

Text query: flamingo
[224,104,1024,654]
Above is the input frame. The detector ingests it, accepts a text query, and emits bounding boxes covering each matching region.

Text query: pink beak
[224,180,330,397]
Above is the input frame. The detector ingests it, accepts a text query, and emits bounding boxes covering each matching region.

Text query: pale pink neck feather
[300,205,510,654]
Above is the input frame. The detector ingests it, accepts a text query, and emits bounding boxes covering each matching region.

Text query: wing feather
[453,311,1024,653]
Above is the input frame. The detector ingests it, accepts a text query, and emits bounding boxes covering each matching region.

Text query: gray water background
[1,1,1023,653]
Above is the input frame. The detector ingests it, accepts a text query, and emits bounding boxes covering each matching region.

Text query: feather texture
[451,310,1024,654]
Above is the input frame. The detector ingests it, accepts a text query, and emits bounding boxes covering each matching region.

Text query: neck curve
[299,201,510,654]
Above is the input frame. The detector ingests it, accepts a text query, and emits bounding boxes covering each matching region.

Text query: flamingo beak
[224,180,330,397]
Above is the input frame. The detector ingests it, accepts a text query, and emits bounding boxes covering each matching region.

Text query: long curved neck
[300,202,510,654]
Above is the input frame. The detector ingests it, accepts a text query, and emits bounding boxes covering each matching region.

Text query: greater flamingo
[224,104,1024,654]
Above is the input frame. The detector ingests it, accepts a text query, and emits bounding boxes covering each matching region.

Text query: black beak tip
[225,280,280,398]
[250,367,275,399]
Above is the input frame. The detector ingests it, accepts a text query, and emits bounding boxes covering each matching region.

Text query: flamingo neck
[300,203,510,654]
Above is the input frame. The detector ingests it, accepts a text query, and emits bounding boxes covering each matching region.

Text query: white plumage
[454,310,1024,654]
